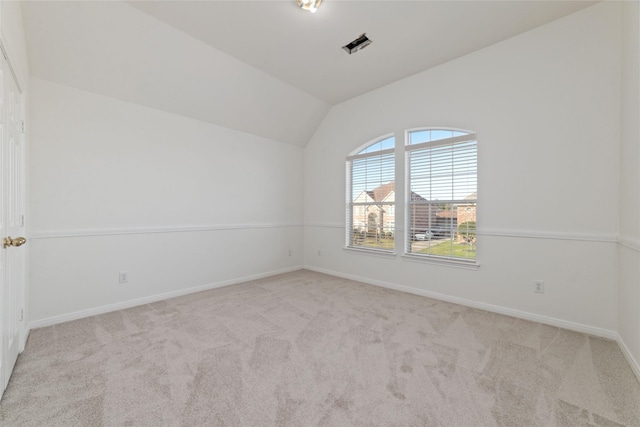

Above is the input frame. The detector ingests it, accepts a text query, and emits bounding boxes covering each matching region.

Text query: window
[346,135,395,252]
[405,129,477,262]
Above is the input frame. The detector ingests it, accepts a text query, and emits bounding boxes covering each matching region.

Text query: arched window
[346,135,395,252]
[405,128,477,261]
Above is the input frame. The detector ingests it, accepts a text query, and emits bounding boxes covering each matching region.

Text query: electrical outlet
[534,280,544,293]
[119,271,129,284]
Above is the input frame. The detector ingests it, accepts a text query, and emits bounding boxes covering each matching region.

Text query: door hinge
[19,309,23,322]
[20,120,25,134]
[19,215,24,227]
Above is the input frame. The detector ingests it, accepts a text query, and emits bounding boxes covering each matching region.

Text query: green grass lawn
[419,239,476,259]
[352,236,395,250]
[351,236,475,259]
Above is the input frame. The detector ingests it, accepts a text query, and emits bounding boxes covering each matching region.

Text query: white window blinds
[406,131,477,261]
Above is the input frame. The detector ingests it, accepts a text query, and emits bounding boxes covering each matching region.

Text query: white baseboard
[20,325,30,353]
[28,263,637,383]
[616,333,640,383]
[29,265,304,329]
[303,265,618,341]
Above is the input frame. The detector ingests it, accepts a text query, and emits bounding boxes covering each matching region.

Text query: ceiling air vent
[342,33,372,55]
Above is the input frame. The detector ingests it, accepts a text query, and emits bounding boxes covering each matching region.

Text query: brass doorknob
[2,236,26,249]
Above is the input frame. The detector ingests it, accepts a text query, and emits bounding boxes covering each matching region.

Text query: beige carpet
[1,270,639,426]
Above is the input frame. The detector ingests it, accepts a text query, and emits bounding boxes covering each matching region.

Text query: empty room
[0,0,638,425]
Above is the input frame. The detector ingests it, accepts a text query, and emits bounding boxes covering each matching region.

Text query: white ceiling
[21,1,597,146]
[128,0,597,105]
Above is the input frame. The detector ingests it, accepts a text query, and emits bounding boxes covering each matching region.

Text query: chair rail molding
[29,223,304,239]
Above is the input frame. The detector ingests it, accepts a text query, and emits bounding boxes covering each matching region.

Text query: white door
[0,52,26,397]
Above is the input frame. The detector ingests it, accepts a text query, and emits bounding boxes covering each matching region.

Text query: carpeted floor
[1,270,639,426]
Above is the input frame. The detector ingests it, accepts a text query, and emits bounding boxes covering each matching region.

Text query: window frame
[345,134,396,254]
[404,128,478,266]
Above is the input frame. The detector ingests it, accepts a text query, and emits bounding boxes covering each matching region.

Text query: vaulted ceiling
[21,1,596,147]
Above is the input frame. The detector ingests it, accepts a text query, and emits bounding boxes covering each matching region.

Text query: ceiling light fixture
[297,0,322,13]
[342,33,372,54]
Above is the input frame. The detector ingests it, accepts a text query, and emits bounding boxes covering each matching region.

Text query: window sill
[401,253,480,270]
[343,247,396,259]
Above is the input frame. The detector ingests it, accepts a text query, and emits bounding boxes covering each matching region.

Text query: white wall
[0,0,28,88]
[21,1,329,147]
[28,78,304,325]
[618,0,640,377]
[304,3,621,336]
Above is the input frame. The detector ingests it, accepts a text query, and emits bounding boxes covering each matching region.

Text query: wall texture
[304,3,621,336]
[618,0,640,377]
[28,78,304,325]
